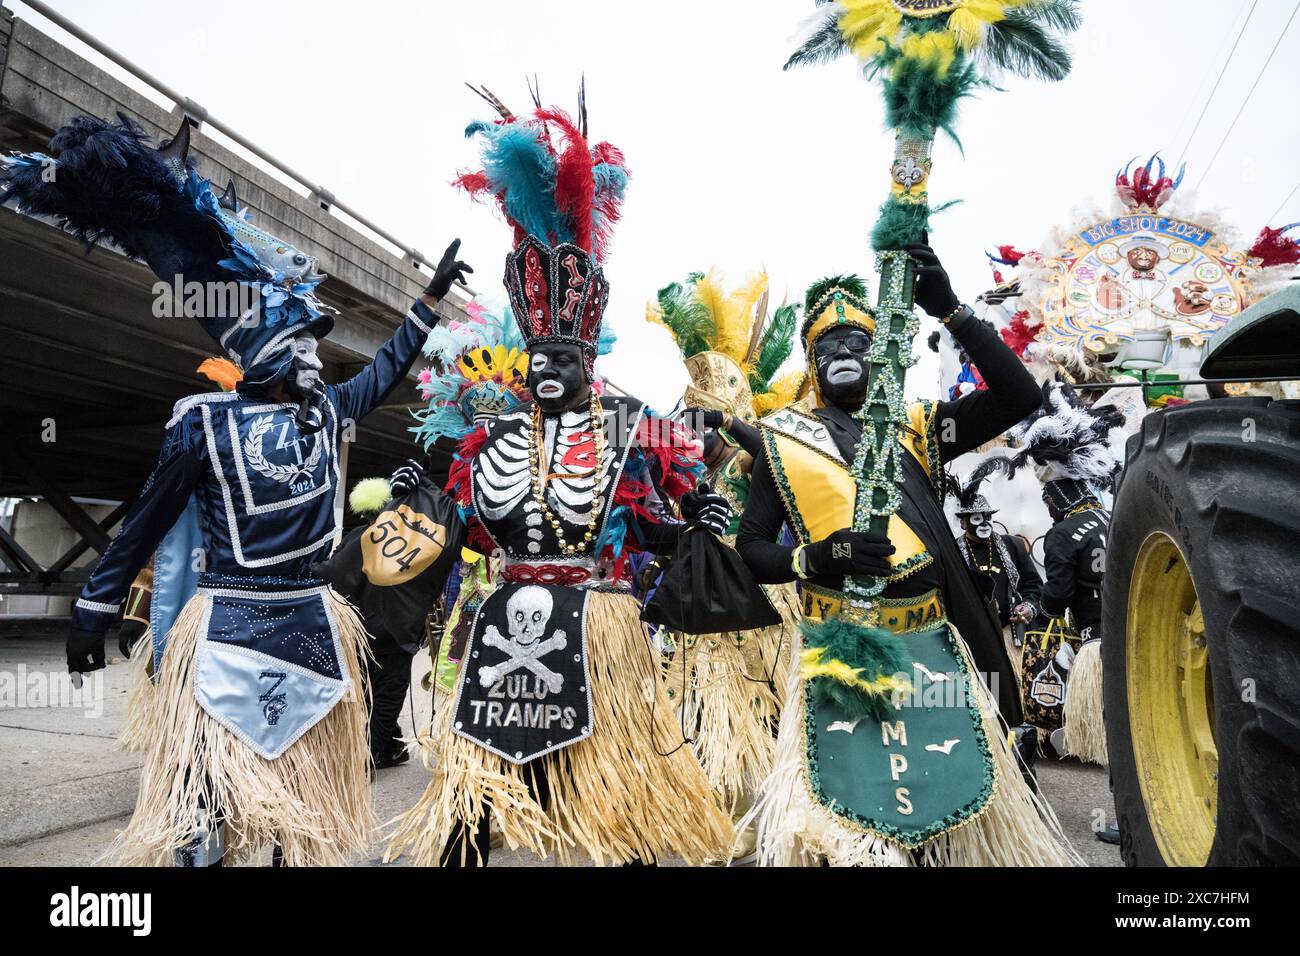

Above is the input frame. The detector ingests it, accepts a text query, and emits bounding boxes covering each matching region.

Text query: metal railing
[7,0,439,274]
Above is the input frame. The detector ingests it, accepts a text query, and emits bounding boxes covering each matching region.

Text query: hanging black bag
[640,525,780,635]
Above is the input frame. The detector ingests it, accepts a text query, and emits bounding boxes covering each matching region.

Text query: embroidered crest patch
[452,582,593,763]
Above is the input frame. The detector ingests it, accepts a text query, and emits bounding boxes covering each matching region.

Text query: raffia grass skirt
[661,583,799,810]
[748,624,1083,867]
[387,590,734,866]
[105,590,376,867]
[1063,640,1108,766]
[118,632,157,753]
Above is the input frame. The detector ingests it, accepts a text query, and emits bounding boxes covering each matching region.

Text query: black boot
[1011,724,1040,792]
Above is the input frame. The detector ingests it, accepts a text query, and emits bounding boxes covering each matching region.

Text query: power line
[1267,180,1300,224]
[1194,1,1300,193]
[1175,0,1258,170]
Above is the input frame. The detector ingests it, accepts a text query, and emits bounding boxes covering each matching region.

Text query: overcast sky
[11,0,1300,409]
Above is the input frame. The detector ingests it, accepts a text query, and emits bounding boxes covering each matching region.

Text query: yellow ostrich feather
[836,0,1038,67]
[722,272,769,366]
[839,0,903,63]
[753,370,804,419]
[898,31,957,74]
[692,268,730,352]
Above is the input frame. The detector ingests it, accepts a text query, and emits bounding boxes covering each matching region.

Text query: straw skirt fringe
[748,625,1083,867]
[386,590,734,866]
[118,633,157,753]
[661,582,799,809]
[1063,639,1108,766]
[105,590,375,867]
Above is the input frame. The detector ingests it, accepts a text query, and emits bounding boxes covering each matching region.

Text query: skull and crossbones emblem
[479,586,568,693]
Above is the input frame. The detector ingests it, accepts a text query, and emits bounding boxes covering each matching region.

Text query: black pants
[366,635,414,757]
[439,760,655,867]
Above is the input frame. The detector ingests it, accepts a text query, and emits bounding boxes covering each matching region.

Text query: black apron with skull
[451,396,644,764]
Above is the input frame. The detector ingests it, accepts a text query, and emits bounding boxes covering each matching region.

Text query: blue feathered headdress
[1,113,332,386]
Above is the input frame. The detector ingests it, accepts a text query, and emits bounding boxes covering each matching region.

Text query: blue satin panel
[149,496,201,673]
[194,590,348,759]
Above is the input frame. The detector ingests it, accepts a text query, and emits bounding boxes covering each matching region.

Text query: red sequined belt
[501,563,593,586]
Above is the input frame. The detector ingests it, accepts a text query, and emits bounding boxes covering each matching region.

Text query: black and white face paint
[962,513,995,541]
[286,334,323,399]
[527,342,589,415]
[813,326,872,408]
[284,334,327,433]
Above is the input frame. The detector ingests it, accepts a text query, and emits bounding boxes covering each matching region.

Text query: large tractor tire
[1103,396,1300,866]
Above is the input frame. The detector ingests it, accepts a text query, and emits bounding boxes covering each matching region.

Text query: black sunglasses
[815,330,873,358]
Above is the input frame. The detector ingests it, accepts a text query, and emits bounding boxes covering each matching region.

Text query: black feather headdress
[946,454,1012,515]
[1005,381,1126,490]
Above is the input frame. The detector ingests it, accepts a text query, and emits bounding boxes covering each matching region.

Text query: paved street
[0,624,1119,868]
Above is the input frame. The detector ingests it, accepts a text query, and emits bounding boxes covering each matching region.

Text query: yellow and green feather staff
[784,0,1080,618]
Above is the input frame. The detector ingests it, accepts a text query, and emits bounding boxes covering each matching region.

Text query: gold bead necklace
[529,391,605,556]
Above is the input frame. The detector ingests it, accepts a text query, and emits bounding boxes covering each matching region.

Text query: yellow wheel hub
[1127,532,1218,866]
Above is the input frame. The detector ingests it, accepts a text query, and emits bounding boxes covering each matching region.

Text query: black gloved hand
[423,238,474,302]
[805,529,896,578]
[906,235,961,319]
[683,407,727,432]
[67,627,106,674]
[680,487,734,536]
[118,619,147,659]
[389,458,425,497]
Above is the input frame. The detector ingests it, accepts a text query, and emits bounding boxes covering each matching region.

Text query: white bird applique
[827,718,864,734]
[925,738,961,755]
[914,662,951,683]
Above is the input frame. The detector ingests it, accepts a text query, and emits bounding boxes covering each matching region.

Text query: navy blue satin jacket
[71,300,439,632]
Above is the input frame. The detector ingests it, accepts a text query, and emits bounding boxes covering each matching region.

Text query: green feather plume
[876,44,982,142]
[803,274,869,314]
[981,2,1080,82]
[748,302,798,393]
[801,616,910,721]
[652,280,716,359]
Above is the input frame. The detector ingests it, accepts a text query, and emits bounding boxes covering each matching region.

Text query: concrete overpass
[0,4,462,602]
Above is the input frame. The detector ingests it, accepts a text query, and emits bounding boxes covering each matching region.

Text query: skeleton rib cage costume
[387,93,732,866]
[1,114,447,865]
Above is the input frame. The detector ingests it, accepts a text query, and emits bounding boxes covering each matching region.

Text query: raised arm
[330,240,473,423]
[933,310,1042,462]
[907,241,1042,464]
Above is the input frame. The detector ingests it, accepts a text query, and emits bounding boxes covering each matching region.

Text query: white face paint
[826,358,864,385]
[291,334,322,391]
[531,353,565,399]
[968,514,994,540]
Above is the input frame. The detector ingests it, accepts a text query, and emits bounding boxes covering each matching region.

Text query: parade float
[939,155,1300,552]
[936,155,1300,864]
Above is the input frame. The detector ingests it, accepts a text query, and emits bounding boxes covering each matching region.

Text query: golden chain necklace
[529,391,605,556]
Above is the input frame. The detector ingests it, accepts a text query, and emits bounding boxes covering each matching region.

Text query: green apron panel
[806,621,997,848]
